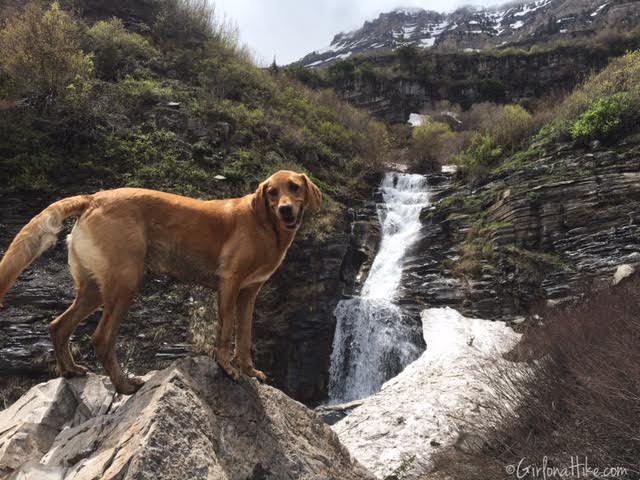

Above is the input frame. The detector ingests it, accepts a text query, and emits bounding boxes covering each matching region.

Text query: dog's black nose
[279,205,293,217]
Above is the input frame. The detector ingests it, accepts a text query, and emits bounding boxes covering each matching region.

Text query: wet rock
[1,357,373,480]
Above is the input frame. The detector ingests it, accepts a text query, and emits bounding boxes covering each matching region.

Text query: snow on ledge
[332,307,524,478]
[408,112,426,126]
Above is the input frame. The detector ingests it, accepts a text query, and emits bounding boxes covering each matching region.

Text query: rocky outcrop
[252,216,352,404]
[318,42,636,122]
[300,0,640,67]
[415,137,640,320]
[0,356,373,480]
[331,308,522,479]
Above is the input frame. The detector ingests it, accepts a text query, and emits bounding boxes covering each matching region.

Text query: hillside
[0,0,388,405]
[299,0,640,68]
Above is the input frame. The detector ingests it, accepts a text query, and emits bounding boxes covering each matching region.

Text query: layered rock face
[0,356,373,480]
[320,44,630,122]
[412,138,640,320]
[300,0,640,67]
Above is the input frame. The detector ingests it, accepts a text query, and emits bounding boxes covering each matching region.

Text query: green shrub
[463,103,535,152]
[87,18,159,80]
[479,77,506,101]
[455,133,503,182]
[0,1,93,99]
[410,121,456,172]
[491,104,535,151]
[120,77,174,104]
[545,50,640,141]
[570,92,633,142]
[327,59,356,83]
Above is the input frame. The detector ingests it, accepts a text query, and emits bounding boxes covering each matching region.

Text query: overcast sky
[215,0,499,65]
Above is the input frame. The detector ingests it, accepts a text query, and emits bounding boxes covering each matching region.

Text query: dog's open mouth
[280,208,303,230]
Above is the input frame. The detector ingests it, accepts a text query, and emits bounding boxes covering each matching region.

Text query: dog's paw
[242,366,267,382]
[219,362,241,381]
[58,363,90,378]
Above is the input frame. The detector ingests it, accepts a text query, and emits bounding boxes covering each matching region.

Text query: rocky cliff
[407,136,640,321]
[0,356,373,479]
[309,40,639,122]
[300,0,640,67]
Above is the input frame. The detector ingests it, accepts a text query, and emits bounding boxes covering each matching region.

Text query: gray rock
[612,264,635,286]
[0,357,373,480]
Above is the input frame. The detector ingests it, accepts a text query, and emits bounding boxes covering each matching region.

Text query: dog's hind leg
[91,266,144,395]
[49,247,102,377]
[49,281,102,377]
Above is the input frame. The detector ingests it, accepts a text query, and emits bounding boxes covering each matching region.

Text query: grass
[0,0,388,201]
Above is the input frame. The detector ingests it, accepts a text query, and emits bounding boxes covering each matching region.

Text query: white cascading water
[328,172,430,403]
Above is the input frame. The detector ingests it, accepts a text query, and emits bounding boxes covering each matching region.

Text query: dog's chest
[240,250,287,288]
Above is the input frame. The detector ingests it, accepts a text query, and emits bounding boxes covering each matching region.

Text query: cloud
[215,0,500,65]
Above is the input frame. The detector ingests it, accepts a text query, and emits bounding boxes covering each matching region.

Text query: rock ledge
[0,357,372,480]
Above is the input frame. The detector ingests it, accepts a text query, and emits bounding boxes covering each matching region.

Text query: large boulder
[0,357,373,480]
[332,307,522,479]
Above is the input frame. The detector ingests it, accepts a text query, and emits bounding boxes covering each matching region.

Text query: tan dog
[0,170,321,394]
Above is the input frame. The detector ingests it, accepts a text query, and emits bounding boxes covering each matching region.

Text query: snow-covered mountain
[299,0,640,67]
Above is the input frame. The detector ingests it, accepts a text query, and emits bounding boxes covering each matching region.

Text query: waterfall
[328,172,430,403]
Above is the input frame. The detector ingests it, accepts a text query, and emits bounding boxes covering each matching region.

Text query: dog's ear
[252,180,270,224]
[301,174,322,214]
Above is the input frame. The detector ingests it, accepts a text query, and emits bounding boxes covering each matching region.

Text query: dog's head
[252,170,322,231]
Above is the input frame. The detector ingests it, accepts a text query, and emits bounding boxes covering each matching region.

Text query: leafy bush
[478,77,505,101]
[153,0,220,44]
[454,133,503,182]
[490,104,535,151]
[570,92,632,142]
[541,50,640,143]
[120,77,175,105]
[463,103,535,152]
[87,18,158,80]
[0,1,93,99]
[410,121,456,172]
[327,59,356,84]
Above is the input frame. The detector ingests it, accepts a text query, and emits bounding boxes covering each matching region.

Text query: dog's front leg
[215,279,241,380]
[236,282,267,382]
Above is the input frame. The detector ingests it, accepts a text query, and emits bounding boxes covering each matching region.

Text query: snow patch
[393,7,424,15]
[591,3,608,16]
[408,113,426,126]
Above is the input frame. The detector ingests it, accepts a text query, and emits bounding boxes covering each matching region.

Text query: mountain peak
[299,0,631,67]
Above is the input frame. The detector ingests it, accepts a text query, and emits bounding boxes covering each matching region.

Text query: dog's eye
[289,182,300,193]
[268,188,278,197]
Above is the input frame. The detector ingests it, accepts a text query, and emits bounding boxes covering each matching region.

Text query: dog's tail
[0,195,93,307]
